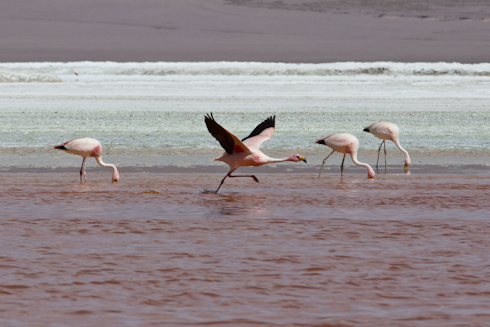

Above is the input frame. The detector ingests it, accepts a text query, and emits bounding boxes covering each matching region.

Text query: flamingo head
[112,171,120,183]
[404,157,411,171]
[289,154,307,163]
[367,166,376,179]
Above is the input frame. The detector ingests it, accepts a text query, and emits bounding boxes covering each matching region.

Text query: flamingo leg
[341,154,346,177]
[80,157,87,183]
[215,170,259,193]
[215,173,229,193]
[376,140,385,173]
[318,150,335,178]
[229,174,259,183]
[383,141,387,174]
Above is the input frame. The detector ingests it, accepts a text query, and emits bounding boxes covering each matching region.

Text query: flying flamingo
[54,137,120,183]
[363,122,411,172]
[316,133,375,179]
[205,113,307,193]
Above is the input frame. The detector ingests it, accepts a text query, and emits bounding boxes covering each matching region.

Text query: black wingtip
[316,139,325,145]
[54,145,66,150]
[204,112,235,154]
[363,127,369,132]
[241,115,276,142]
[204,112,214,121]
[204,112,217,129]
[270,115,276,126]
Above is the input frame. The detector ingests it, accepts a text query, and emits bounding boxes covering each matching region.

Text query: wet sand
[1,170,490,326]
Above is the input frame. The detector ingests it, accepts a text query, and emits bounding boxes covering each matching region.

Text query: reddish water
[1,171,490,326]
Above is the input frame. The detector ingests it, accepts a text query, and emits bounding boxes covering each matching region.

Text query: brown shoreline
[2,148,490,177]
[1,164,488,176]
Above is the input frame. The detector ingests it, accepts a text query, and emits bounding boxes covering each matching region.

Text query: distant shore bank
[1,0,489,63]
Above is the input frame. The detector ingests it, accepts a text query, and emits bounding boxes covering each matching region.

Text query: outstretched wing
[204,113,251,154]
[242,115,275,150]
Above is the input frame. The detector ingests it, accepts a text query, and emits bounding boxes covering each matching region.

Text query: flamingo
[54,137,120,183]
[363,122,411,172]
[204,113,307,193]
[316,133,375,179]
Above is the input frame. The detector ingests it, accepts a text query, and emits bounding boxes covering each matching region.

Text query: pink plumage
[316,133,375,179]
[54,137,120,183]
[363,122,411,172]
[205,113,306,193]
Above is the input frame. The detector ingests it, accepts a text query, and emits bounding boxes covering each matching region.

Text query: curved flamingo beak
[404,165,408,171]
[112,180,118,183]
[299,155,307,163]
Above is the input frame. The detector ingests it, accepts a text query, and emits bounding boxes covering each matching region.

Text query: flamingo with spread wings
[205,113,306,193]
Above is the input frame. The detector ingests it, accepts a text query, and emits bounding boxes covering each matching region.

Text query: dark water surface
[1,171,490,326]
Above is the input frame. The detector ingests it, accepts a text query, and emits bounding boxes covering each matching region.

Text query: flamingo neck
[266,155,296,164]
[95,156,120,181]
[393,139,411,167]
[269,157,290,163]
[350,153,376,178]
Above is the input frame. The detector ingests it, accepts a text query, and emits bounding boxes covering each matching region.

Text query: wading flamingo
[205,113,307,193]
[54,137,120,183]
[363,122,411,172]
[316,133,375,179]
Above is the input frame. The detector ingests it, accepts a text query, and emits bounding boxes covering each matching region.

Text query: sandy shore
[1,0,489,63]
[1,148,490,175]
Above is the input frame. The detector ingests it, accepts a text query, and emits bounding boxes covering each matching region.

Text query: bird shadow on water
[199,187,243,195]
[198,189,270,218]
[200,188,218,194]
